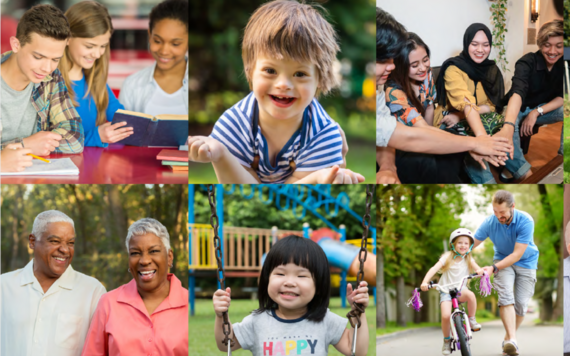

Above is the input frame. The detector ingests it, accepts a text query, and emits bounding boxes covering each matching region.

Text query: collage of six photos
[0,0,568,355]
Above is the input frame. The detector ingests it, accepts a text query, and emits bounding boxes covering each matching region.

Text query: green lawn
[189,297,376,356]
[376,310,499,336]
[188,140,376,184]
[564,117,570,183]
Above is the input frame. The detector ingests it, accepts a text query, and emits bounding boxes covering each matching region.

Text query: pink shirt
[81,274,188,356]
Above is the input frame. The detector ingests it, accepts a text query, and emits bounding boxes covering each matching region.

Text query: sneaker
[442,339,452,355]
[502,340,519,356]
[469,318,481,332]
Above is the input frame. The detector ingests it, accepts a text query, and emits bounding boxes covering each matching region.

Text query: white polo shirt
[1,259,106,356]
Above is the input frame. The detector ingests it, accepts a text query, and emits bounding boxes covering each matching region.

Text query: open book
[0,158,79,176]
[112,109,189,147]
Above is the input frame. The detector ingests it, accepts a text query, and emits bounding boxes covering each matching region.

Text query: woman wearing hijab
[434,23,529,184]
[81,218,188,356]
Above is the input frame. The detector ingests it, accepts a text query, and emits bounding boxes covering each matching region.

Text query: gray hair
[31,210,75,240]
[125,218,171,252]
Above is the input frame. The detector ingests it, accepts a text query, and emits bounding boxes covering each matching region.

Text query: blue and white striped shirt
[211,92,343,183]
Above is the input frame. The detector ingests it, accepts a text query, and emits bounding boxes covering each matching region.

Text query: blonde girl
[59,1,133,147]
[421,228,484,355]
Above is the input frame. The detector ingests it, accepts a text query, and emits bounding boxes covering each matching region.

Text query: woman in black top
[501,20,563,163]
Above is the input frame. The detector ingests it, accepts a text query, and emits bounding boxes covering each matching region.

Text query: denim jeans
[463,117,532,184]
[513,105,563,155]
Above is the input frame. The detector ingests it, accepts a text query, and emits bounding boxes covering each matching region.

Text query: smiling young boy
[188,0,364,184]
[0,4,84,156]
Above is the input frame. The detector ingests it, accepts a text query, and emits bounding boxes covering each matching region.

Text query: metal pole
[188,184,195,316]
[340,224,347,309]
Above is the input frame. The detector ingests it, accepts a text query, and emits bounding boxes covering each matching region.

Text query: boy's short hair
[242,0,340,96]
[149,0,189,32]
[16,4,71,46]
[536,20,563,48]
[376,7,407,62]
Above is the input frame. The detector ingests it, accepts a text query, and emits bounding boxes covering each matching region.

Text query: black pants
[395,150,466,183]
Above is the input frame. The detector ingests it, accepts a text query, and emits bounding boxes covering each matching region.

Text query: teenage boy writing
[1,4,84,158]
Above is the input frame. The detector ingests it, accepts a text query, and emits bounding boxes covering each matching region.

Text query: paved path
[376,312,562,356]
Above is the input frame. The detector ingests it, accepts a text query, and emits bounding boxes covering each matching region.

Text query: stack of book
[157,149,188,171]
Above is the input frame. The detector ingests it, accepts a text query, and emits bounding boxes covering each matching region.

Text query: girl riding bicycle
[421,228,484,355]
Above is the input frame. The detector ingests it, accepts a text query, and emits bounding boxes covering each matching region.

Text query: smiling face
[468,30,491,64]
[376,59,395,86]
[267,263,316,317]
[540,35,563,67]
[252,54,318,123]
[493,202,514,225]
[453,236,472,255]
[12,32,67,84]
[148,19,188,72]
[408,46,430,83]
[128,233,173,293]
[30,221,75,279]
[67,31,111,70]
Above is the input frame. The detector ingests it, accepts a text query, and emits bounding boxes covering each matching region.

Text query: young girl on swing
[420,228,484,355]
[213,235,370,356]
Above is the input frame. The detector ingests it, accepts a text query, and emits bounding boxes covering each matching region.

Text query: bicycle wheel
[454,314,471,356]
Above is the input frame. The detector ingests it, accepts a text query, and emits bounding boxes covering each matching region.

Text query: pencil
[27,154,50,163]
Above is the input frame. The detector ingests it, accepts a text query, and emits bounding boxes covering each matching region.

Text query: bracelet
[503,122,515,130]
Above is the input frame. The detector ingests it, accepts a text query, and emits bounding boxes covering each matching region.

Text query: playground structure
[188,184,377,316]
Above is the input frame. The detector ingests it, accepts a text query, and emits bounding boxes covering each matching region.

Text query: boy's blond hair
[242,0,340,96]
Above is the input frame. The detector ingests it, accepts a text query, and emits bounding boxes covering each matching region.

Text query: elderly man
[1,210,106,356]
[473,190,538,356]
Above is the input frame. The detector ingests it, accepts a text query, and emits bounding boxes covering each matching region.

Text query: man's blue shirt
[474,209,538,269]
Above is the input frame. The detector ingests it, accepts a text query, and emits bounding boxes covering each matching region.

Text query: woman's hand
[347,281,369,308]
[213,287,231,317]
[441,112,462,128]
[98,121,134,143]
[420,282,429,292]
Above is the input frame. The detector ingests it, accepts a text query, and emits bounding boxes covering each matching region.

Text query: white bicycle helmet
[449,228,475,245]
[449,228,475,259]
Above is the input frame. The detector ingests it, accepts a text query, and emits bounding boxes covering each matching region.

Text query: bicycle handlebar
[415,272,482,293]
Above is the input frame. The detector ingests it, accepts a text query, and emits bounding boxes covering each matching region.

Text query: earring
[128,268,131,273]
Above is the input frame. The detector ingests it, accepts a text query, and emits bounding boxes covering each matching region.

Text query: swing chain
[207,184,235,348]
[346,184,374,329]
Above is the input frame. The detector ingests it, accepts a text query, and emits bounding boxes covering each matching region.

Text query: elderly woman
[81,218,188,355]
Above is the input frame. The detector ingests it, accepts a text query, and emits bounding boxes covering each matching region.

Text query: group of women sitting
[385,20,563,183]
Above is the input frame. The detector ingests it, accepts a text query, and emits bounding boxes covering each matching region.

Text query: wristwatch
[537,107,544,116]
[492,264,498,273]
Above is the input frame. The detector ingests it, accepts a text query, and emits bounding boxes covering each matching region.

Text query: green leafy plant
[490,0,509,72]
[564,0,570,47]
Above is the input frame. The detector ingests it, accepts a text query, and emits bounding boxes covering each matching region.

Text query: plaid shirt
[1,51,84,153]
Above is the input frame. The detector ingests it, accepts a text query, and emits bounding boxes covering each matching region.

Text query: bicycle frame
[425,273,481,352]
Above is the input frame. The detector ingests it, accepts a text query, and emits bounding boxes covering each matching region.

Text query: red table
[1,145,188,184]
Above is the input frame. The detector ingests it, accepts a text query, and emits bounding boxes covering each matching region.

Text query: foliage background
[377,184,563,328]
[188,0,377,183]
[1,184,189,290]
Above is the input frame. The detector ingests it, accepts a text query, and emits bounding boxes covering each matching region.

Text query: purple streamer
[479,273,493,297]
[406,289,423,312]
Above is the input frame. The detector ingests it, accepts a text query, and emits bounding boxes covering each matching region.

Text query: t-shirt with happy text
[233,309,347,356]
[210,92,344,183]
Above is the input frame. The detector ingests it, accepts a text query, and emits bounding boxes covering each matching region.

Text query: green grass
[376,310,499,336]
[188,139,376,184]
[189,297,376,356]
[564,117,570,183]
